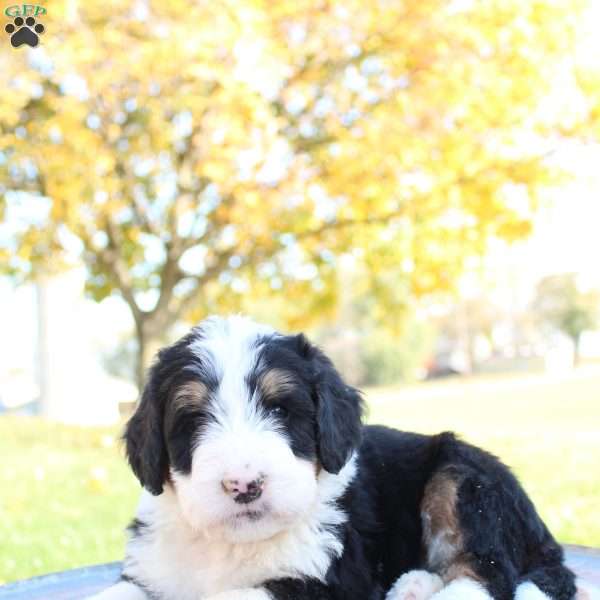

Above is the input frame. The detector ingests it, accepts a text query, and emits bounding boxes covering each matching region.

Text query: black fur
[251,333,364,473]
[124,328,219,494]
[309,341,364,474]
[124,375,168,496]
[261,427,575,600]
[126,518,149,537]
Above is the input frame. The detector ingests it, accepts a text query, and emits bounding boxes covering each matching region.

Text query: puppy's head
[125,316,363,542]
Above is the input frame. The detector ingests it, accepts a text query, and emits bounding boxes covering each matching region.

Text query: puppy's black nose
[221,475,265,504]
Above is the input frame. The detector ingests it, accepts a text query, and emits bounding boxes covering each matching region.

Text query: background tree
[0,0,594,388]
[533,274,599,366]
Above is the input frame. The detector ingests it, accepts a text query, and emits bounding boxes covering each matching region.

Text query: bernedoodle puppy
[90,315,581,600]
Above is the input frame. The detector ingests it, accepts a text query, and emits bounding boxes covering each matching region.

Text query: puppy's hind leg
[419,466,513,600]
[421,450,579,600]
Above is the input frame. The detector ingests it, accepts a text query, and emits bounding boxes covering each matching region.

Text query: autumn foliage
[0,0,596,385]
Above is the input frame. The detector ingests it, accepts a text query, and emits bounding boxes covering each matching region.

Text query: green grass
[366,366,600,550]
[1,366,599,583]
[0,419,139,584]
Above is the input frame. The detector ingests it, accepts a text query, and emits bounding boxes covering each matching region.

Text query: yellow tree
[534,274,599,366]
[0,0,589,388]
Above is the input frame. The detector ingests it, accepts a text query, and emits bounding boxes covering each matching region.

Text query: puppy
[90,315,576,600]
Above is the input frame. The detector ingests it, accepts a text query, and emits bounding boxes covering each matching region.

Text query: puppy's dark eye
[269,405,288,419]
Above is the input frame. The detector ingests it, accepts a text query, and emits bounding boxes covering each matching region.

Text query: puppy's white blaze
[515,582,553,600]
[178,314,314,542]
[431,578,493,600]
[189,315,275,434]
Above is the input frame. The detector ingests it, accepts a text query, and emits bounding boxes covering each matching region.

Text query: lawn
[1,366,599,584]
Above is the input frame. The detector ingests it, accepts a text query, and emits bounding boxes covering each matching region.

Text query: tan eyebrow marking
[259,368,297,399]
[172,381,209,409]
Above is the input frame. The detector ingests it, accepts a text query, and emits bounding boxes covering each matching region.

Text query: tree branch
[293,210,406,241]
[173,248,238,321]
[99,218,146,327]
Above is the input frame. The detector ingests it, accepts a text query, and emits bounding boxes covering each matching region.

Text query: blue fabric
[0,562,121,599]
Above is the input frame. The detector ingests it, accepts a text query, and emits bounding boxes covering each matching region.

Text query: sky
[483,142,600,309]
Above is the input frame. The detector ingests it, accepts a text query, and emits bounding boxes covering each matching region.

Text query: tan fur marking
[421,470,464,572]
[442,562,483,584]
[259,368,296,399]
[173,381,209,408]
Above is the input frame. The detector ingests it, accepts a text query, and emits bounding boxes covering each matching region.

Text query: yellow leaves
[2,0,596,327]
[495,219,533,242]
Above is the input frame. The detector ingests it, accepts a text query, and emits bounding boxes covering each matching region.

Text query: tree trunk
[132,312,175,393]
[133,319,159,393]
[573,333,581,368]
[134,325,146,393]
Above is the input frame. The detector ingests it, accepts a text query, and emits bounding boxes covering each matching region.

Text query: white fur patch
[515,582,552,600]
[118,456,357,600]
[207,590,272,600]
[85,580,148,599]
[513,580,600,600]
[171,428,317,543]
[425,528,459,570]
[430,578,493,600]
[387,570,444,600]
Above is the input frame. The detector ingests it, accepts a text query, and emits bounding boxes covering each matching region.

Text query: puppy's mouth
[233,509,265,522]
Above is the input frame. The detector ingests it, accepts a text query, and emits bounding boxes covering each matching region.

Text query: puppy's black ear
[124,366,168,495]
[296,334,363,474]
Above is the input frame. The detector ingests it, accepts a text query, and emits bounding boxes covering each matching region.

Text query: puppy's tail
[421,431,460,474]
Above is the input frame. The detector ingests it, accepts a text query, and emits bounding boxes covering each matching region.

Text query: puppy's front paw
[387,570,444,600]
[430,578,493,600]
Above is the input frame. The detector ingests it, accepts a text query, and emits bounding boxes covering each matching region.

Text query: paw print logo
[5,16,45,48]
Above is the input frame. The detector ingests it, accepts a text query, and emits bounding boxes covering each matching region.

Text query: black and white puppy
[90,315,578,600]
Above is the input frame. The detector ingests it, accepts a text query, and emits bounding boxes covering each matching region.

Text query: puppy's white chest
[125,459,356,599]
[156,536,257,598]
[131,521,338,599]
